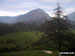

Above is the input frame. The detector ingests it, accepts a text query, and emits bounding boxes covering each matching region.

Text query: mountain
[0,16,17,23]
[67,12,75,21]
[0,9,51,24]
[67,12,75,29]
[16,9,51,24]
[1,9,75,24]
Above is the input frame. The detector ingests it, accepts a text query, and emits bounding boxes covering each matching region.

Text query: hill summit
[16,8,51,23]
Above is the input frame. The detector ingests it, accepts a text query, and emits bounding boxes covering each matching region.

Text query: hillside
[16,9,51,24]
[67,12,75,21]
[0,31,42,52]
[0,8,51,24]
[0,9,75,24]
[0,16,17,23]
[0,50,58,56]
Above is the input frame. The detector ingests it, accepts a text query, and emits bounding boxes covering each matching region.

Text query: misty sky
[0,0,75,16]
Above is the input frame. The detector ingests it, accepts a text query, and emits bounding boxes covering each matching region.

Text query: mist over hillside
[0,16,17,23]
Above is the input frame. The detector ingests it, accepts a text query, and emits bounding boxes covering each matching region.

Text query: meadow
[0,31,75,56]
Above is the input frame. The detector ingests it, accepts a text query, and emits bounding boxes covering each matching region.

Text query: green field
[72,30,75,33]
[0,50,73,56]
[0,31,42,52]
[0,31,75,56]
[0,50,59,56]
[0,31,59,56]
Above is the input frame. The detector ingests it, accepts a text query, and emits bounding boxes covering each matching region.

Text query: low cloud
[65,7,75,15]
[0,10,29,16]
[0,0,38,11]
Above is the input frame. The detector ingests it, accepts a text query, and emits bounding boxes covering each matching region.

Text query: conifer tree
[34,3,75,52]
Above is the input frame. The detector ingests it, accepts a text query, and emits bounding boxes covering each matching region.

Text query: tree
[33,3,75,52]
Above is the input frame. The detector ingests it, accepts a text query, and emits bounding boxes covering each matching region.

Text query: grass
[0,50,59,56]
[0,50,74,56]
[0,31,42,52]
[0,31,59,56]
[71,30,75,34]
[0,31,75,56]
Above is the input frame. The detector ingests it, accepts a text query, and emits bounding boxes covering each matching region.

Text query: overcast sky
[0,0,75,16]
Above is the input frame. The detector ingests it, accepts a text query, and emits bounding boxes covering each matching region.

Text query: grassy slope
[0,50,59,56]
[0,31,42,51]
[0,31,41,41]
[0,31,59,56]
[0,31,75,56]
[72,30,75,33]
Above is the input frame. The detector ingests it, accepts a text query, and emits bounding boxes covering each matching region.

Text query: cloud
[39,0,75,2]
[65,7,75,15]
[46,11,54,17]
[35,5,54,11]
[46,7,75,17]
[0,0,38,11]
[0,0,75,16]
[0,10,29,16]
